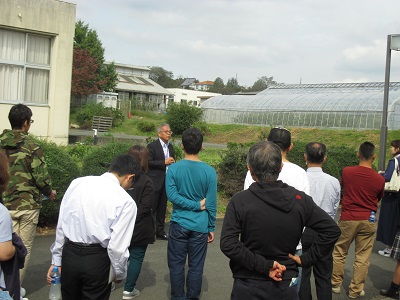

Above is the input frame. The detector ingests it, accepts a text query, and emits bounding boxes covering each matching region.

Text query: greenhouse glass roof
[201,82,400,112]
[201,83,400,130]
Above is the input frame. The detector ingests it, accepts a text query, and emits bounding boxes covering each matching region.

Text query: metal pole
[378,35,392,170]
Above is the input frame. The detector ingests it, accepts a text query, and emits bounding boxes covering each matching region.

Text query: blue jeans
[124,245,148,292]
[168,222,208,300]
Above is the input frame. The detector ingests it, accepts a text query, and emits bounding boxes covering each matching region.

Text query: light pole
[378,34,400,171]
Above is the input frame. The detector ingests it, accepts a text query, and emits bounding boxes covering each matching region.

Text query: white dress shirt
[306,167,340,218]
[50,172,137,280]
[244,161,310,195]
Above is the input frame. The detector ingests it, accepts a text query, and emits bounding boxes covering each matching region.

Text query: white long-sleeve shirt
[244,161,310,195]
[51,172,137,280]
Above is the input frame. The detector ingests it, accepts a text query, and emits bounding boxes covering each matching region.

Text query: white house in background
[110,62,173,112]
[0,0,76,144]
[166,88,221,108]
[190,80,214,91]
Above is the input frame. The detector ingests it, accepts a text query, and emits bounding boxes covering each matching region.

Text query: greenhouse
[201,82,400,130]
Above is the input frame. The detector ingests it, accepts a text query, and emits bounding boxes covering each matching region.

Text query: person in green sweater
[166,127,217,300]
[0,104,55,289]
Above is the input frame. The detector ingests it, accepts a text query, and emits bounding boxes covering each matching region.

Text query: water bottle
[49,266,61,300]
[369,211,376,222]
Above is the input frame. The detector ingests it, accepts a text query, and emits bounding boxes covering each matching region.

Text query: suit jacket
[147,139,174,191]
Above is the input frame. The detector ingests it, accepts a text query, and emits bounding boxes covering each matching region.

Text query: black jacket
[220,181,340,281]
[127,174,155,246]
[147,139,174,192]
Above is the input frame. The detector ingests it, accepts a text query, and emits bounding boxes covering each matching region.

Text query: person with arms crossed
[299,142,341,300]
[0,104,55,296]
[331,142,385,298]
[147,124,175,240]
[47,154,139,300]
[166,128,217,300]
[221,141,340,299]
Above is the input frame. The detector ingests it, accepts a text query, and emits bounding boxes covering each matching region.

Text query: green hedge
[36,139,80,225]
[217,140,360,197]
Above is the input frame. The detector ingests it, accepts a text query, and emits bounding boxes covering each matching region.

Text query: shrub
[166,102,203,135]
[35,139,80,226]
[81,141,132,176]
[137,121,156,133]
[74,102,125,129]
[217,140,360,198]
[193,121,211,136]
[217,142,252,197]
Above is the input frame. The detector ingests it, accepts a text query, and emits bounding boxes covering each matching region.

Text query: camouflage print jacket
[0,129,52,211]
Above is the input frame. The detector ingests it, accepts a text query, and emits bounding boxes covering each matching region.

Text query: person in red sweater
[331,142,385,299]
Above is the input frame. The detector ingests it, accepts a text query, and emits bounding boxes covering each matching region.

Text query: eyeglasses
[30,120,34,124]
[160,130,173,134]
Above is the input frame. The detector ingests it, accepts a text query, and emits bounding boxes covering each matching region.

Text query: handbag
[384,156,400,192]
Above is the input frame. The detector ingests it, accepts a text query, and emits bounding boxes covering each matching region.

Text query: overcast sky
[72,0,400,87]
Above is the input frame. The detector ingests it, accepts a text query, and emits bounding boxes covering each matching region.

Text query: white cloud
[74,0,400,86]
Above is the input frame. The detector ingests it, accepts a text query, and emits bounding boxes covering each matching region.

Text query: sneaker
[123,288,140,299]
[348,290,365,298]
[378,248,392,257]
[332,285,341,294]
[20,287,26,297]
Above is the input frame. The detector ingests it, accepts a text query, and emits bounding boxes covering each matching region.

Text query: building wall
[0,0,76,144]
[166,88,221,107]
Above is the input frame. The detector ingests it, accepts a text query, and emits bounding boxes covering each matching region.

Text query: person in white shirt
[299,142,340,300]
[47,154,139,300]
[243,128,310,194]
[243,127,310,291]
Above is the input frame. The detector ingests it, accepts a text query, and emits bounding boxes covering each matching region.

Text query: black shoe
[156,233,168,240]
[380,288,399,299]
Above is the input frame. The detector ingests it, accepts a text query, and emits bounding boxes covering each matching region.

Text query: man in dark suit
[147,124,175,240]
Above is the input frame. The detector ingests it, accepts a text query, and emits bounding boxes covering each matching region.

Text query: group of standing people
[1,103,400,300]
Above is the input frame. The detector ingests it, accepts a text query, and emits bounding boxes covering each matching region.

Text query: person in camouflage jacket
[0,104,55,286]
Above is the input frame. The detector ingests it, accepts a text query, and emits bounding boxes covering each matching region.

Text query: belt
[65,238,104,249]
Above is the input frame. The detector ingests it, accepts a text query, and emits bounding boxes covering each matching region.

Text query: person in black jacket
[220,141,341,300]
[147,124,175,240]
[123,145,155,299]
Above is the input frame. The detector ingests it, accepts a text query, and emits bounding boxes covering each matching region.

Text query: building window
[0,28,51,104]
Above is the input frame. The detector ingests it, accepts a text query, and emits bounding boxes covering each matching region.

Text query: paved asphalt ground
[23,217,398,300]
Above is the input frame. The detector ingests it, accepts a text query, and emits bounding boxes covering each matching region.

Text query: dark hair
[0,152,10,195]
[358,142,375,161]
[8,104,33,129]
[267,127,291,150]
[390,140,400,156]
[109,154,140,177]
[305,142,327,164]
[182,128,203,155]
[128,145,148,173]
[247,141,282,182]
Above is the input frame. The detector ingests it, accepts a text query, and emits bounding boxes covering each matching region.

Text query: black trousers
[231,278,299,300]
[61,241,111,300]
[299,228,334,300]
[153,181,168,236]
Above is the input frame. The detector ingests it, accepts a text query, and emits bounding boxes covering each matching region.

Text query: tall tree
[209,77,225,93]
[71,48,102,96]
[250,76,278,92]
[149,66,182,88]
[72,20,117,94]
[226,77,241,94]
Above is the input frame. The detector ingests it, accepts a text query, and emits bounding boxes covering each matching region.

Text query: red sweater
[340,165,385,220]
